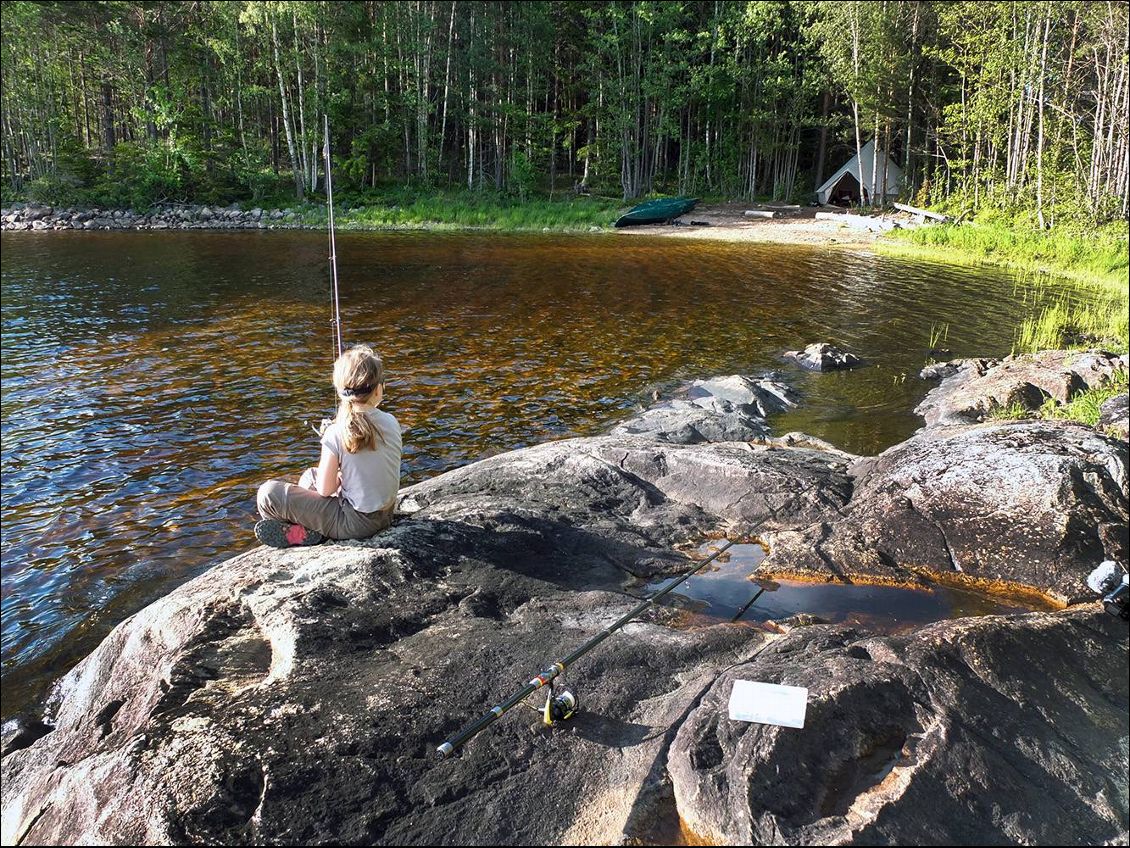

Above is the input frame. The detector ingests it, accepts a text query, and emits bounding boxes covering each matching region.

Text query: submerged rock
[612,373,796,444]
[917,350,1127,426]
[668,607,1128,845]
[685,374,797,417]
[785,343,861,371]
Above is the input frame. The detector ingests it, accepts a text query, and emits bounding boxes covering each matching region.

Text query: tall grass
[884,220,1128,285]
[274,188,621,232]
[1041,369,1129,428]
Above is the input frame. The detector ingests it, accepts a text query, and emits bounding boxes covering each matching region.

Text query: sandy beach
[615,200,884,250]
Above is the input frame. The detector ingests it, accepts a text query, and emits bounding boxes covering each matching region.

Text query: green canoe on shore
[613,196,699,228]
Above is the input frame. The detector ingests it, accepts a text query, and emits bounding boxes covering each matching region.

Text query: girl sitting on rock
[255,344,402,547]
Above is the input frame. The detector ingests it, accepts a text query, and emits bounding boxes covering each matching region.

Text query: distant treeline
[2,1,1127,225]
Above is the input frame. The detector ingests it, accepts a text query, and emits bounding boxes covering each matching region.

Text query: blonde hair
[332,345,385,453]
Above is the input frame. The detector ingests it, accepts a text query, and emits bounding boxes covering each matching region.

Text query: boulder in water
[785,343,861,371]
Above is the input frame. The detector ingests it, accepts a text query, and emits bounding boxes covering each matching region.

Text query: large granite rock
[764,421,1129,601]
[610,398,771,444]
[668,608,1129,845]
[2,404,1126,845]
[0,435,853,846]
[1099,393,1129,442]
[917,350,1127,426]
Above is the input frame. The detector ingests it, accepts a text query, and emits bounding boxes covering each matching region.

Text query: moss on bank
[878,220,1129,354]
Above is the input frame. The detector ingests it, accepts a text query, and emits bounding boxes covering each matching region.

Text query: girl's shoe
[255,519,326,548]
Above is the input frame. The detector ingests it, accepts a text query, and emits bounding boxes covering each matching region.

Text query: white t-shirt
[320,409,403,513]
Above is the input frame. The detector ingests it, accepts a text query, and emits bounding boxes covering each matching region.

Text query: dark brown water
[0,230,1074,719]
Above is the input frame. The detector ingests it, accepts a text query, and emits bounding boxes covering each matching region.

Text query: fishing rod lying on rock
[436,539,736,759]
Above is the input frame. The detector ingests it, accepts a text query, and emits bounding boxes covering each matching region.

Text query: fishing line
[303,117,343,437]
[324,114,344,362]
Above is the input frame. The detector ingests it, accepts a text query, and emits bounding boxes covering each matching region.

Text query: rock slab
[668,608,1129,845]
[2,407,1127,845]
[611,374,796,444]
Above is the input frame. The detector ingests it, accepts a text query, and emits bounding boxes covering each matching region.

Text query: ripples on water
[0,230,1074,717]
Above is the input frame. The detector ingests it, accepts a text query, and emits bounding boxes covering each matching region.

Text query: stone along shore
[2,202,309,232]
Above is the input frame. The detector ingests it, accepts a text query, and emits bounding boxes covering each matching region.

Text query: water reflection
[645,543,1053,630]
[1,230,1077,718]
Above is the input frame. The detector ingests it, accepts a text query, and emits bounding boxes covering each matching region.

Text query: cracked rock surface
[610,373,797,444]
[668,607,1128,845]
[1099,393,1129,442]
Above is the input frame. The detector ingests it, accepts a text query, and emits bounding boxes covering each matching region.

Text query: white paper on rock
[727,680,808,728]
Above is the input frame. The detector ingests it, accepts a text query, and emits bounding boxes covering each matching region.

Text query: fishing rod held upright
[435,539,736,759]
[301,118,344,438]
[324,114,343,362]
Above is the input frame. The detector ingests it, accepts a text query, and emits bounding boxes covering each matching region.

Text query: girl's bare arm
[316,445,341,497]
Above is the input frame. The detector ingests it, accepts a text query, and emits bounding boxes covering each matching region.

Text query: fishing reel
[543,688,578,727]
[1087,561,1129,621]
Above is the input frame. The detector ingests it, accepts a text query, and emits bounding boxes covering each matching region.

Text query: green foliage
[508,151,536,201]
[1038,370,1129,428]
[987,400,1032,421]
[2,1,1126,225]
[326,189,619,231]
[887,220,1130,287]
[25,170,84,205]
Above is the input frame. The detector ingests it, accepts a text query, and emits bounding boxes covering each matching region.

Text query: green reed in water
[1014,296,1129,355]
[881,220,1129,355]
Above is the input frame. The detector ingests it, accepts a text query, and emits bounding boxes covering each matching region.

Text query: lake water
[0,230,1074,718]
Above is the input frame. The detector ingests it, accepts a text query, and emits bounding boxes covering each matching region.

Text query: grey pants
[257,467,394,541]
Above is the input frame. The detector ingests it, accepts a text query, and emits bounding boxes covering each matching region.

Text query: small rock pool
[645,542,1060,633]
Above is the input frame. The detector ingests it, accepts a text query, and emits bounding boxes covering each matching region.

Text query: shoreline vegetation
[5,193,1127,357]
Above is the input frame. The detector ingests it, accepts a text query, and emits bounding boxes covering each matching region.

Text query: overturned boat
[613,196,698,227]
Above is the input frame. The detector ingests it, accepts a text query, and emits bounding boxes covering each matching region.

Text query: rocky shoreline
[2,202,310,232]
[2,350,1127,845]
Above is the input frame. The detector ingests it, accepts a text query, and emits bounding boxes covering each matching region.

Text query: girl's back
[321,407,402,513]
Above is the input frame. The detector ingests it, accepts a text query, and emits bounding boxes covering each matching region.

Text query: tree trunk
[814,89,831,189]
[100,75,115,151]
[1035,10,1050,229]
[271,18,304,199]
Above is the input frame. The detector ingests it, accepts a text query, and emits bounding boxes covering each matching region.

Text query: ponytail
[332,345,385,454]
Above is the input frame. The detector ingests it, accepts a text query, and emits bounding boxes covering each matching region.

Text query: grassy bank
[878,220,1129,353]
[990,368,1128,429]
[250,188,622,232]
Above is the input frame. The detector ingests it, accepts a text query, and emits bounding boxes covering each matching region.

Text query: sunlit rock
[917,349,1127,426]
[785,342,861,371]
[668,608,1128,845]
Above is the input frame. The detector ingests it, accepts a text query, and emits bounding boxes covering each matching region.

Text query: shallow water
[0,230,1076,718]
[645,544,1054,632]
